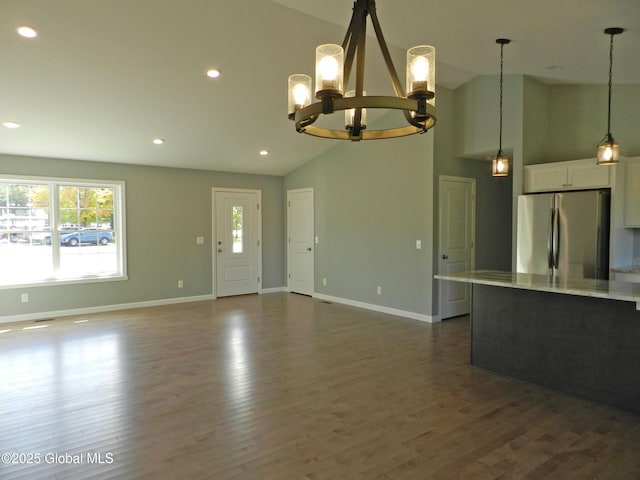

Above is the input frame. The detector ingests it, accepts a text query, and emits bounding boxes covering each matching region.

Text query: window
[0,176,126,287]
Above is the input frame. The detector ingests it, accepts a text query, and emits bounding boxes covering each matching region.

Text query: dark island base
[471,284,640,415]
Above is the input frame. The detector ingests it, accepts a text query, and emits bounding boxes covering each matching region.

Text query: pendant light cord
[606,32,614,136]
[498,41,504,154]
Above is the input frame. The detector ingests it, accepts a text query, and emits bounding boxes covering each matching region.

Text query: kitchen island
[435,270,640,414]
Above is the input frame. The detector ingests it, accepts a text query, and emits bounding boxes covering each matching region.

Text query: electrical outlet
[21,293,29,303]
[416,239,422,249]
[322,278,327,286]
[177,280,184,288]
[377,286,382,295]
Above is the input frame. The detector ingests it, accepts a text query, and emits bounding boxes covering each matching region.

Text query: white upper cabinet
[524,159,611,193]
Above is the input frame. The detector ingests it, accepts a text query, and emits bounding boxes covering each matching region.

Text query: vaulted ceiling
[1,0,638,175]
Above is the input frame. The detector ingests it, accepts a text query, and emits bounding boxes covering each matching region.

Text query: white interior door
[214,190,261,297]
[287,188,314,295]
[438,176,475,320]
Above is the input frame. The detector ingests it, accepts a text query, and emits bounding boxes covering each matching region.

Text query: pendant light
[492,39,510,177]
[596,27,624,166]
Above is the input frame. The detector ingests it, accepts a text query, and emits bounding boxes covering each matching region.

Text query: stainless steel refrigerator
[516,190,610,279]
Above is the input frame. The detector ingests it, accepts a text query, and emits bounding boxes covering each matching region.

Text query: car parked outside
[29,231,52,245]
[60,229,113,246]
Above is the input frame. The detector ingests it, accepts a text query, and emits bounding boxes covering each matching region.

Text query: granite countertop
[611,266,640,274]
[434,270,640,307]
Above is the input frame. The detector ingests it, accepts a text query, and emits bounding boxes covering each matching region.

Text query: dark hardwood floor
[1,292,639,479]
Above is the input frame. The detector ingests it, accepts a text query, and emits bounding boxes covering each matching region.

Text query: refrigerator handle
[553,208,560,268]
[548,208,555,269]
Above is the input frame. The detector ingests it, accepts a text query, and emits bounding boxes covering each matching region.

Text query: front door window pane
[233,206,243,253]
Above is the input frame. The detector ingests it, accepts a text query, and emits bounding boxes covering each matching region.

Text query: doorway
[212,189,261,297]
[438,176,475,319]
[287,188,314,295]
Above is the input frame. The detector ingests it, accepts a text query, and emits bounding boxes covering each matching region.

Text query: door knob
[442,254,448,259]
[307,247,312,251]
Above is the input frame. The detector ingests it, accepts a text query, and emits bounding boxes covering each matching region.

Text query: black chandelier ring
[292,96,437,140]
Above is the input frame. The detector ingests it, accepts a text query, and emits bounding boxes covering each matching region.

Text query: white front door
[214,189,261,297]
[438,176,475,319]
[287,188,314,295]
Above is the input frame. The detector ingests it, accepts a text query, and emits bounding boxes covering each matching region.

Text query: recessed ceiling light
[17,26,37,38]
[259,150,269,156]
[3,121,20,129]
[152,138,165,145]
[206,69,221,78]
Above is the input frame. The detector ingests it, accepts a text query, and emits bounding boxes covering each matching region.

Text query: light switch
[416,240,422,249]
[196,236,205,245]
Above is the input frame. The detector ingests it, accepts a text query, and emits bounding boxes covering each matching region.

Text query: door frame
[287,187,315,295]
[438,175,476,320]
[211,188,262,298]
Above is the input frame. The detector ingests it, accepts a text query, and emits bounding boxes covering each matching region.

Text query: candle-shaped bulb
[318,56,340,83]
[411,57,429,82]
[293,83,309,106]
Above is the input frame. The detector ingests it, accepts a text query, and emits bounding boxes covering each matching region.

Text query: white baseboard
[0,294,215,325]
[313,293,440,323]
[1,289,439,325]
[261,287,286,294]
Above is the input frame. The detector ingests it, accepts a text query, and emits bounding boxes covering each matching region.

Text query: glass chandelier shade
[406,45,435,105]
[315,44,344,98]
[596,27,624,166]
[287,0,436,141]
[344,90,367,130]
[287,74,312,116]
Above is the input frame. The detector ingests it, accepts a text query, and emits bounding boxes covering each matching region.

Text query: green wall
[453,75,523,160]
[284,114,435,317]
[522,77,550,166]
[547,84,640,162]
[0,154,284,319]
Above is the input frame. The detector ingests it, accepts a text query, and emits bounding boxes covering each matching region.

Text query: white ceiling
[1,0,638,176]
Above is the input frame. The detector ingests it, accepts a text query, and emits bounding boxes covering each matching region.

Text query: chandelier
[287,0,437,141]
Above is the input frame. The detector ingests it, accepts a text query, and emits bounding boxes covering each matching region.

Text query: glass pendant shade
[288,74,312,117]
[492,152,509,177]
[344,90,367,129]
[406,45,435,104]
[596,134,619,166]
[315,44,344,98]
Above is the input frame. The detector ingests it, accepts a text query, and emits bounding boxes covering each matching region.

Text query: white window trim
[0,174,127,289]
